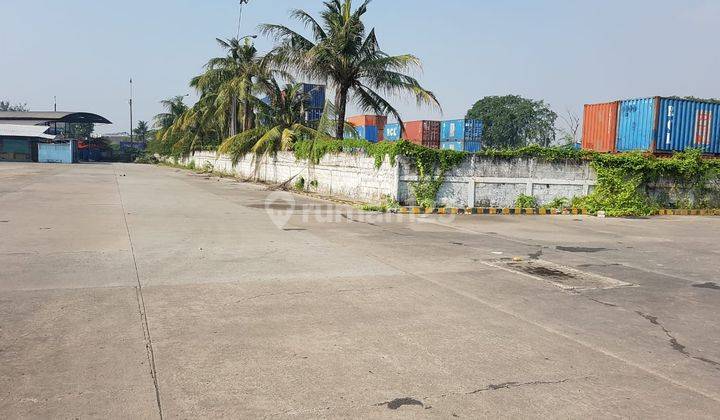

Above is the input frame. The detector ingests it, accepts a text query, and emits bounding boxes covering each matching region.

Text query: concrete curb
[398,207,589,215]
[658,209,720,216]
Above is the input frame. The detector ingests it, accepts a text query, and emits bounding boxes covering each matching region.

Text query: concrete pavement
[1,162,719,418]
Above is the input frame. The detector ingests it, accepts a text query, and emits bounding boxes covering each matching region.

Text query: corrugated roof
[0,124,56,139]
[0,111,112,124]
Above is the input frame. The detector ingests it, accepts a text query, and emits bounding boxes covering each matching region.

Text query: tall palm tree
[153,96,188,131]
[218,81,328,164]
[192,37,272,137]
[261,0,440,139]
[150,96,189,156]
[133,120,150,142]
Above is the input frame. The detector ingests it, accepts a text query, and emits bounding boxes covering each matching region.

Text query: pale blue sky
[2,0,719,134]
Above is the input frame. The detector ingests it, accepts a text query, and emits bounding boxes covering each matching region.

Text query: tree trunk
[230,96,238,137]
[242,99,254,131]
[335,86,349,140]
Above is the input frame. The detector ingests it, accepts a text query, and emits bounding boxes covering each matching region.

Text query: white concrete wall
[398,156,597,207]
[185,151,597,207]
[188,151,399,203]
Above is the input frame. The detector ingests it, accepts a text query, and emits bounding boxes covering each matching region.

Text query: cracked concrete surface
[1,162,720,418]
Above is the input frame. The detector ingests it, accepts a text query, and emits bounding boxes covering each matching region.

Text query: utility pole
[53,96,57,112]
[129,78,134,146]
[237,0,251,39]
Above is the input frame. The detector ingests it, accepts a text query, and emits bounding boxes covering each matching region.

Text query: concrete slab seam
[113,166,164,420]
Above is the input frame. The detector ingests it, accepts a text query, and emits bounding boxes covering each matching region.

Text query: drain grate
[493,259,634,291]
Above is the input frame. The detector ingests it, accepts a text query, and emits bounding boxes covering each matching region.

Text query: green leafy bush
[515,194,538,208]
[294,176,305,191]
[546,197,569,210]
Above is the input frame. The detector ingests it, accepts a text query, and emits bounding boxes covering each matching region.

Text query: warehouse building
[0,111,111,162]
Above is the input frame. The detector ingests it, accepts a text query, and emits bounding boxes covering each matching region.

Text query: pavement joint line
[355,250,720,404]
[113,165,164,420]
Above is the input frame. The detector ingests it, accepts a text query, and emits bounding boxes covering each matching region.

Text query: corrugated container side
[655,98,720,154]
[305,108,323,122]
[441,119,483,142]
[405,120,440,148]
[348,115,387,128]
[582,102,619,152]
[464,119,483,142]
[384,123,401,141]
[440,141,463,151]
[302,84,326,109]
[441,119,464,141]
[616,98,657,152]
[357,126,379,142]
[464,141,482,153]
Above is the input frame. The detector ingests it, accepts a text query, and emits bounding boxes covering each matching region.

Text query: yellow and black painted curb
[657,209,720,216]
[398,207,588,215]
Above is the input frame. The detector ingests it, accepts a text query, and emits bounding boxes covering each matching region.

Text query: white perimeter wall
[186,151,597,207]
[188,151,398,203]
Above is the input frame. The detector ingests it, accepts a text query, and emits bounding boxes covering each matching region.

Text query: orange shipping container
[404,120,440,149]
[347,115,387,128]
[582,102,619,152]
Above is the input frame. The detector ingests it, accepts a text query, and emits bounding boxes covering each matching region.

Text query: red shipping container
[582,102,619,152]
[404,120,440,149]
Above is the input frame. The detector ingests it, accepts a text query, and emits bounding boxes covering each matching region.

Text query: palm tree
[133,120,150,142]
[150,96,189,156]
[170,93,225,157]
[218,81,328,165]
[192,37,273,137]
[153,96,188,131]
[261,0,440,139]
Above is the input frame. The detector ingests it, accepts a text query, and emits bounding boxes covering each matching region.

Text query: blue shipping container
[440,141,481,152]
[617,97,720,153]
[464,141,482,153]
[305,108,323,122]
[440,141,464,151]
[616,98,656,152]
[384,123,401,141]
[441,119,483,142]
[302,84,326,109]
[656,98,720,154]
[345,125,379,143]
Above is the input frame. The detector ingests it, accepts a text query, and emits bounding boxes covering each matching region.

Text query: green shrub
[515,194,538,208]
[546,197,569,210]
[294,176,305,191]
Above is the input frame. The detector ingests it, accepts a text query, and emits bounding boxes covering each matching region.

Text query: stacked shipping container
[384,123,401,141]
[347,115,387,143]
[440,119,483,152]
[582,102,618,153]
[583,97,720,154]
[405,120,441,149]
[381,121,440,148]
[301,84,326,122]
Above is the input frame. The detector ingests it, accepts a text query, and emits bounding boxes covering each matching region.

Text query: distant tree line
[0,101,28,112]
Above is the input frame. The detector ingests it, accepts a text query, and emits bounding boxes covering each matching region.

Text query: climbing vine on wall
[293,139,720,215]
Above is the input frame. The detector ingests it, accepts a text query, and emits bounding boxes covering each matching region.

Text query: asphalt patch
[556,246,609,253]
[376,397,424,410]
[693,282,720,290]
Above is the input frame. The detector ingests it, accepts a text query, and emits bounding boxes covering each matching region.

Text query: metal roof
[0,112,112,124]
[0,124,56,139]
